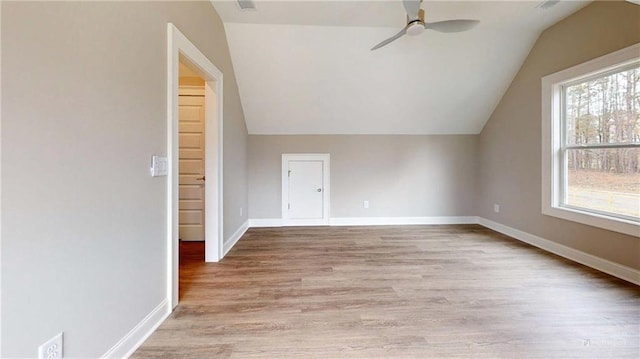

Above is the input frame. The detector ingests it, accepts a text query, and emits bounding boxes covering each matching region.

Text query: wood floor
[133,225,640,358]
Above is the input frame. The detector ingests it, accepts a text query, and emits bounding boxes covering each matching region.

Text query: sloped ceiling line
[212,0,590,135]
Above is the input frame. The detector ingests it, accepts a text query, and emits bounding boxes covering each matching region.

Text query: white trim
[249,218,283,227]
[203,80,224,262]
[478,217,640,286]
[281,218,329,226]
[541,43,640,237]
[329,216,478,226]
[543,205,639,237]
[101,299,170,359]
[167,23,225,309]
[0,3,3,353]
[223,220,249,256]
[248,216,477,227]
[281,154,330,226]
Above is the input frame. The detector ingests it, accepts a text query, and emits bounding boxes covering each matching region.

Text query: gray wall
[478,1,640,270]
[1,1,247,357]
[249,135,479,219]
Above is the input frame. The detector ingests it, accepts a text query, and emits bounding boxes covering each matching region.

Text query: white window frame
[541,43,640,237]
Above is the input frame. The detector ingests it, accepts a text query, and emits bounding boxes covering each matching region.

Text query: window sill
[542,205,639,237]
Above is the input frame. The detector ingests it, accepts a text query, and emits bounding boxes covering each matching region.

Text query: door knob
[317,188,322,192]
[196,176,205,181]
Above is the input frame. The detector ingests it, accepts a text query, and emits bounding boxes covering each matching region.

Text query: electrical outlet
[240,207,243,217]
[38,332,63,359]
[363,200,369,209]
[494,204,500,213]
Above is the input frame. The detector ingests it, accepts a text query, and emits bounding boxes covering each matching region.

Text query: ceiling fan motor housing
[406,8,426,36]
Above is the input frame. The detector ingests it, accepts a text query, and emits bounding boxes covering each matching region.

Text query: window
[542,44,640,237]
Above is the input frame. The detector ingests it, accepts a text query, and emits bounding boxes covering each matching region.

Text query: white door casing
[282,154,330,226]
[168,23,224,309]
[178,89,205,241]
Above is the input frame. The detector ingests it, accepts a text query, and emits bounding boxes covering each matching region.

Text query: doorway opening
[168,23,224,309]
[178,60,206,300]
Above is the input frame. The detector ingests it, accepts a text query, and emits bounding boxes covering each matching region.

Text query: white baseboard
[282,218,330,226]
[101,220,251,358]
[249,218,283,227]
[477,217,640,286]
[329,216,478,226]
[101,299,170,359]
[223,219,249,256]
[248,216,477,228]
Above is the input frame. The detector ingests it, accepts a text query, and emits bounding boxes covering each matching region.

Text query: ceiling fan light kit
[371,0,480,51]
[406,21,425,36]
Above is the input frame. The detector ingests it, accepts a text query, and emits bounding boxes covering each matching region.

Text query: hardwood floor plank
[133,225,640,358]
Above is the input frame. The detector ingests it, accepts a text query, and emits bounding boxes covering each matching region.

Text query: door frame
[281,154,330,226]
[167,23,224,309]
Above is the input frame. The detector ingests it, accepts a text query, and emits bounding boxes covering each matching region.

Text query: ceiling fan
[371,0,480,51]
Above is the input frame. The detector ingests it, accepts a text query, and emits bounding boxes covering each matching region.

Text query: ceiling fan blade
[371,26,409,51]
[424,19,480,33]
[402,0,422,20]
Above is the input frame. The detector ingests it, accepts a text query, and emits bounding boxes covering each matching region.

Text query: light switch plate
[151,155,168,177]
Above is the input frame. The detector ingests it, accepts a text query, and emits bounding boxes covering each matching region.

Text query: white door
[282,154,330,225]
[179,90,205,240]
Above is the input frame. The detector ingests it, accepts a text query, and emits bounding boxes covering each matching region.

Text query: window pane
[565,148,640,219]
[564,66,640,146]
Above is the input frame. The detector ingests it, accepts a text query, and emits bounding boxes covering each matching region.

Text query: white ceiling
[212,0,590,134]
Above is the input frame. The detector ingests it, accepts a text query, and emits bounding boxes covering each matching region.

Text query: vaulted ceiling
[212,0,590,134]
